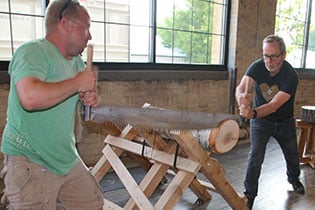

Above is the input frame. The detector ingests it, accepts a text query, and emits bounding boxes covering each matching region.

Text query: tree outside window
[275,0,315,69]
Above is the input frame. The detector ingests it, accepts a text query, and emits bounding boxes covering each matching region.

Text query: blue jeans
[244,117,300,198]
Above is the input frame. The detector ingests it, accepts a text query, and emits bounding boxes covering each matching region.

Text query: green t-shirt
[1,38,85,175]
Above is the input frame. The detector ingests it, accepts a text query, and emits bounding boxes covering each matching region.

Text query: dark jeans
[244,117,300,198]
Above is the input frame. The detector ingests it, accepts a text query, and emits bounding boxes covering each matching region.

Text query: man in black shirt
[235,35,304,209]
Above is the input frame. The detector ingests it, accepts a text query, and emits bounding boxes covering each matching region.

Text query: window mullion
[150,0,157,63]
[8,0,14,56]
[301,0,312,68]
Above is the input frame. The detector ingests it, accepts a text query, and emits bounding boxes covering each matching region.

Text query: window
[275,0,315,69]
[0,0,45,61]
[0,0,229,71]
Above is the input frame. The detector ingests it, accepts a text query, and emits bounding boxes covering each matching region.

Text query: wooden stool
[296,119,315,168]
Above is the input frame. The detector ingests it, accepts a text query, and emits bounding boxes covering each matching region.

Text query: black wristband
[252,109,257,119]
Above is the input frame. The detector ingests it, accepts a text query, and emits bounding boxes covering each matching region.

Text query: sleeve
[245,59,262,81]
[280,64,298,96]
[9,42,48,84]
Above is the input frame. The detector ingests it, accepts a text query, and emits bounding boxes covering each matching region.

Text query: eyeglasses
[262,53,283,61]
[59,0,72,20]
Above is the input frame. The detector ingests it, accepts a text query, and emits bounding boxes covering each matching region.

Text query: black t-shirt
[246,59,298,122]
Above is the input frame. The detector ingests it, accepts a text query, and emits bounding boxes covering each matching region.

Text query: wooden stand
[297,119,315,168]
[91,120,248,209]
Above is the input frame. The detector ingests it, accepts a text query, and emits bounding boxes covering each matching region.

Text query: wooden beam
[94,122,163,177]
[103,198,124,210]
[103,145,154,210]
[124,141,178,210]
[173,131,248,210]
[92,124,136,181]
[104,135,201,174]
[140,132,212,202]
[155,170,195,209]
[124,162,170,210]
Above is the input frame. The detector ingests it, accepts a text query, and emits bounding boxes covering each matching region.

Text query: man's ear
[282,51,287,59]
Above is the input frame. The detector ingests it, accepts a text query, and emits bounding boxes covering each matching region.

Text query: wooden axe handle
[84,44,94,121]
[240,76,251,127]
[244,76,250,94]
[86,44,93,70]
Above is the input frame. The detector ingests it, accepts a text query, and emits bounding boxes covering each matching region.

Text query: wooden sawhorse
[91,122,248,209]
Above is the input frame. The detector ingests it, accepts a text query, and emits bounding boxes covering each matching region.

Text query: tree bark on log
[190,119,239,154]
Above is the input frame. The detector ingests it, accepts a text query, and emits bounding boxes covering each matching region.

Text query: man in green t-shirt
[1,0,104,209]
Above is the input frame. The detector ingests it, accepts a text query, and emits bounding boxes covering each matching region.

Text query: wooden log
[190,119,239,154]
[300,106,315,123]
[91,105,240,130]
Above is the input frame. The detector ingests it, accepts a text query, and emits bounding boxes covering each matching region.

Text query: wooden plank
[155,170,195,209]
[103,145,154,210]
[298,125,308,159]
[140,132,170,151]
[92,155,116,182]
[124,142,178,210]
[104,135,201,174]
[92,124,136,181]
[141,133,212,202]
[296,119,315,128]
[103,198,124,210]
[167,169,217,193]
[124,162,170,210]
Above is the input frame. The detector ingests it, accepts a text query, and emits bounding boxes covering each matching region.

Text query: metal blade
[90,106,240,130]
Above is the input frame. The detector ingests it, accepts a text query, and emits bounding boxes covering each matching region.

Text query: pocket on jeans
[8,161,44,203]
[13,161,31,187]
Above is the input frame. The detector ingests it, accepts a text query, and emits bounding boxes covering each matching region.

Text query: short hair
[45,0,84,33]
[263,35,286,53]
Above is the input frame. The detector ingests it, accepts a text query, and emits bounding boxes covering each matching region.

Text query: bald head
[45,0,89,34]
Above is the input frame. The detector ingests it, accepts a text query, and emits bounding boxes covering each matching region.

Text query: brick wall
[0,84,9,134]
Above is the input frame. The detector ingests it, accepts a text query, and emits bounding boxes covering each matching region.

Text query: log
[190,119,239,154]
[90,105,241,130]
[300,106,315,123]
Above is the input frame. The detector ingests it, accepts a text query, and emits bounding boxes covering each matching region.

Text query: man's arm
[254,91,291,118]
[16,70,97,111]
[236,75,291,119]
[235,75,254,107]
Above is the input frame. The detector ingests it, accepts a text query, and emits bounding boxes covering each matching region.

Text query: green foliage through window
[275,0,315,69]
